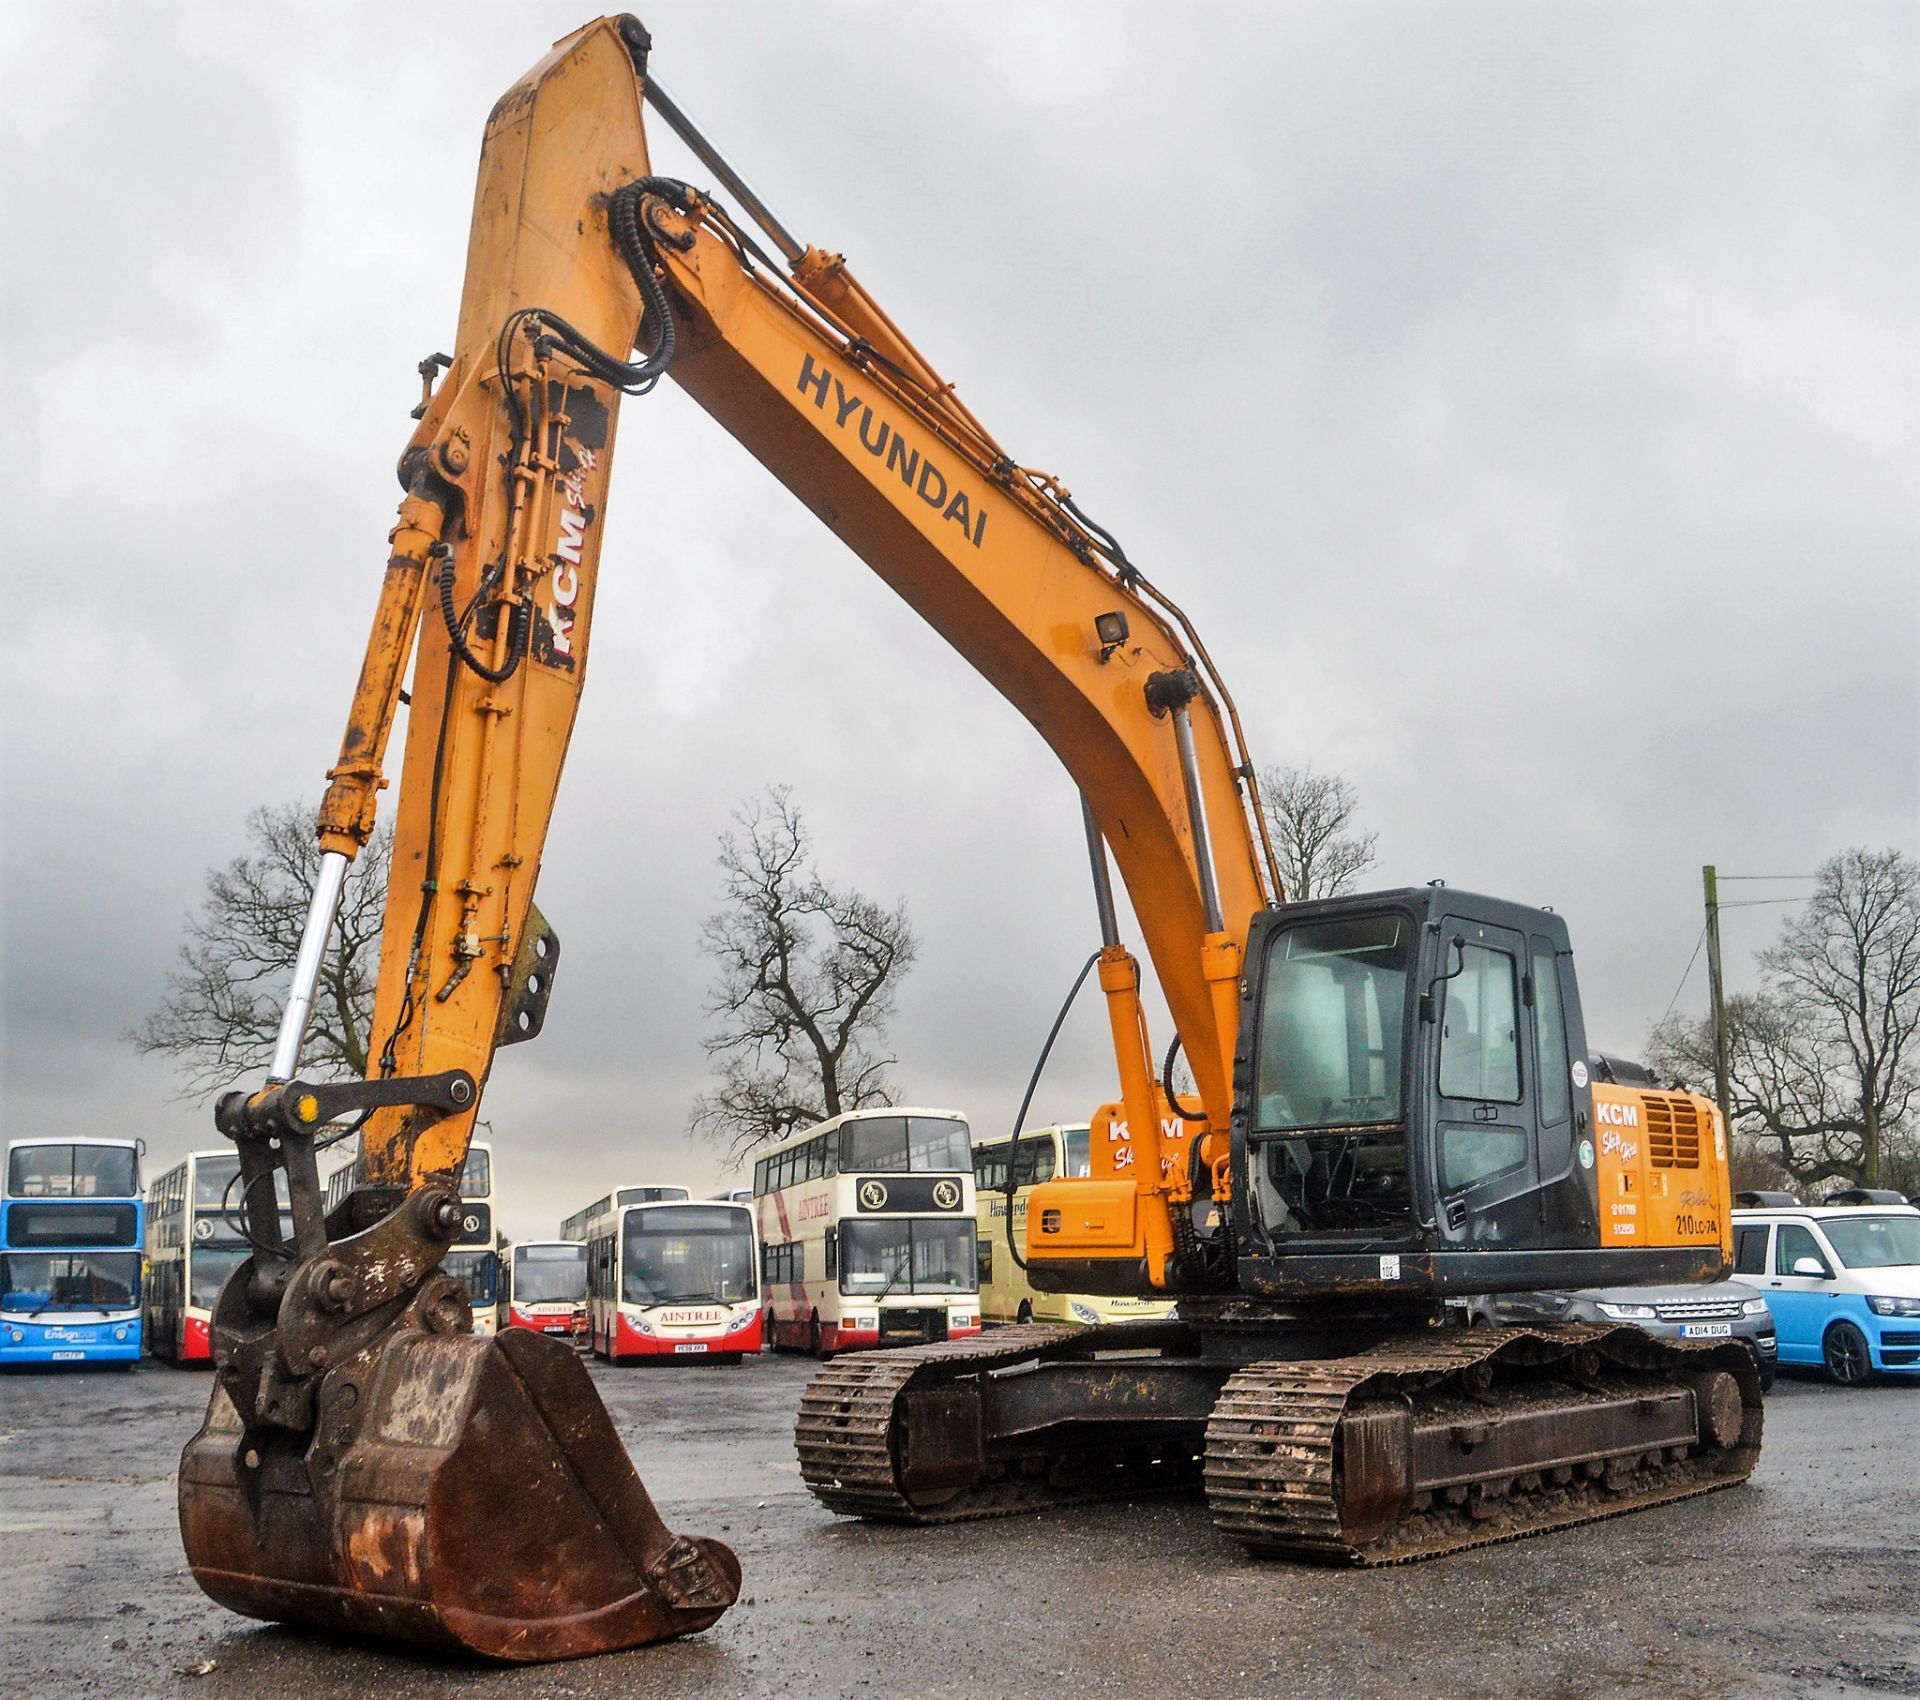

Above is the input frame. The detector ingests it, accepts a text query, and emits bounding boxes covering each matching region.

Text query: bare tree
[131,802,390,1098]
[692,787,918,1162]
[1648,847,1919,1189]
[1258,762,1378,901]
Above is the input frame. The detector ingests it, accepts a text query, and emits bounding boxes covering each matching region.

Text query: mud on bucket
[179,1326,740,1661]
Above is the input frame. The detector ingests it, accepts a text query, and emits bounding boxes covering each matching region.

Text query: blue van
[1731,1204,1920,1384]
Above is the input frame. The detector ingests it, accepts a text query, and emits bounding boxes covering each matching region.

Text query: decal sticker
[1570,1060,1590,1089]
[1578,1139,1595,1169]
[1379,1254,1401,1281]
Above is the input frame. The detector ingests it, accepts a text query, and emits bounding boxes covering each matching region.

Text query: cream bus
[752,1108,981,1355]
[972,1125,1178,1327]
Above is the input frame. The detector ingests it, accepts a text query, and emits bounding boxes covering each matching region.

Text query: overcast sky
[2,2,1913,1242]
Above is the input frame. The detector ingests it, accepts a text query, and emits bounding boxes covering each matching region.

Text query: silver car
[1481,1281,1777,1390]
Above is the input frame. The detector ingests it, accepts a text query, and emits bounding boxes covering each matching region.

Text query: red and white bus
[572,1194,761,1364]
[752,1108,981,1355]
[145,1150,290,1364]
[505,1240,588,1339]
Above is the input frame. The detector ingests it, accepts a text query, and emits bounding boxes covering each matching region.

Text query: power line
[1717,874,1815,882]
[1658,924,1709,1027]
[1718,897,1807,909]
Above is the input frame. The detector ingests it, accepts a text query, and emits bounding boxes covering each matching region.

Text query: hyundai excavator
[181,16,1761,1664]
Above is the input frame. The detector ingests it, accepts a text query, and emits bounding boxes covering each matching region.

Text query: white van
[1730,1203,1920,1385]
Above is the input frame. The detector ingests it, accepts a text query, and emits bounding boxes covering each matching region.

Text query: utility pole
[1702,865,1733,1137]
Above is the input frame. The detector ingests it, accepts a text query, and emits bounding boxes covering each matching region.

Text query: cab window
[1439,944,1522,1103]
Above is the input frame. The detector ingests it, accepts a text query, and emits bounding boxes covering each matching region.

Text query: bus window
[841,1116,971,1174]
[839,1220,977,1294]
[1063,1127,1091,1178]
[7,1144,139,1200]
[460,1148,492,1198]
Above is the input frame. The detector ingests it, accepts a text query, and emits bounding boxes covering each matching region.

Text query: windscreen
[839,1219,977,1295]
[1822,1215,1920,1270]
[514,1244,587,1304]
[0,1251,141,1313]
[445,1249,498,1307]
[7,1144,138,1200]
[193,1156,289,1211]
[839,1117,972,1174]
[460,1148,491,1198]
[190,1247,246,1312]
[1253,916,1410,1131]
[621,1207,756,1305]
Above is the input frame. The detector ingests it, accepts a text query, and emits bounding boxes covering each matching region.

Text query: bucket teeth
[179,1326,739,1661]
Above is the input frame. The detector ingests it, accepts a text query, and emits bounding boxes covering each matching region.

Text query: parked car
[1731,1202,1920,1385]
[1478,1281,1777,1390]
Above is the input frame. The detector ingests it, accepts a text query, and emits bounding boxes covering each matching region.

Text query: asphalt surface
[2,1350,1915,1700]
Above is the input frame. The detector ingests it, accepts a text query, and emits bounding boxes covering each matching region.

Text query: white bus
[324,1140,499,1334]
[972,1125,1177,1327]
[752,1108,981,1355]
[574,1194,762,1363]
[504,1240,589,1341]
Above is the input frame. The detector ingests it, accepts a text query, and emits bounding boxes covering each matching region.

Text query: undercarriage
[797,1316,1762,1562]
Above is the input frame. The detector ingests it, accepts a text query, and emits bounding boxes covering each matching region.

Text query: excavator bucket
[179,1326,739,1662]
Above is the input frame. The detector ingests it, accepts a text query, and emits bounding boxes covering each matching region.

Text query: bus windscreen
[1,1251,142,1313]
[515,1245,587,1304]
[839,1117,971,1175]
[839,1220,977,1294]
[621,1208,756,1305]
[7,1145,138,1200]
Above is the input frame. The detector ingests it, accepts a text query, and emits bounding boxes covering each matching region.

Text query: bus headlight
[1069,1301,1101,1325]
[114,1327,128,1340]
[724,1310,757,1332]
[625,1313,656,1336]
[7,1328,21,1343]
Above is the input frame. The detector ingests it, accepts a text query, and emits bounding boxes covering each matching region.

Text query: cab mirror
[1791,1256,1830,1279]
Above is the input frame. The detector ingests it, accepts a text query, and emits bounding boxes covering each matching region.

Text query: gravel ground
[2,1352,1915,1700]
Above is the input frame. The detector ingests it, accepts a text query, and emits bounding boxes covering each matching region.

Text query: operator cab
[1230,887,1722,1299]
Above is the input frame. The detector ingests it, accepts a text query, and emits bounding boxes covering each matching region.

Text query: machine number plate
[1681,1322,1732,1338]
[673,1342,709,1354]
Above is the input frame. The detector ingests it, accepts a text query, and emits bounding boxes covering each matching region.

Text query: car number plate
[673,1342,709,1354]
[1681,1322,1732,1338]
[50,1350,85,1360]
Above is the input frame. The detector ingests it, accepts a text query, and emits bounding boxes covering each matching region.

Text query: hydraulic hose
[1000,950,1101,1274]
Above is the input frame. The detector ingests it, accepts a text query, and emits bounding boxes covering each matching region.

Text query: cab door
[1433,918,1540,1244]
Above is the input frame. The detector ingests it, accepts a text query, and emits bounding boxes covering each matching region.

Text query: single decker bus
[146,1149,291,1364]
[505,1240,589,1340]
[1,1137,144,1367]
[973,1124,1178,1328]
[753,1108,981,1356]
[572,1193,761,1363]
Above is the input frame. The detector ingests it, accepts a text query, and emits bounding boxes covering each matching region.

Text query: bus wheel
[810,1315,828,1360]
[1016,1301,1033,1325]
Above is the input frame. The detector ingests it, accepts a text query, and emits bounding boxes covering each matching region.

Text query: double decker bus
[146,1149,292,1364]
[1,1138,143,1367]
[324,1139,500,1334]
[752,1108,981,1355]
[972,1124,1177,1327]
[504,1240,588,1339]
[571,1194,760,1363]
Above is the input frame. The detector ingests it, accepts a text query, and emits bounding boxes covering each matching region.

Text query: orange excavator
[181,15,1760,1664]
